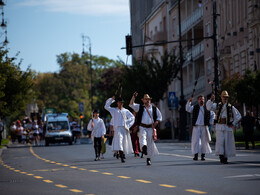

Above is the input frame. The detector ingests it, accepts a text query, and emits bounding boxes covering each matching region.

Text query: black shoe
[141,153,143,158]
[94,157,99,161]
[142,145,148,155]
[193,153,198,161]
[223,157,228,164]
[219,155,225,164]
[201,154,205,161]
[119,151,125,163]
[147,158,151,166]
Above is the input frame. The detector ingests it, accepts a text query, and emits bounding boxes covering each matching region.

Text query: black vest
[215,102,233,125]
[136,105,157,125]
[192,105,210,126]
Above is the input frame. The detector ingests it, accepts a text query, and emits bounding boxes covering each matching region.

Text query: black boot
[201,153,205,161]
[142,145,147,155]
[193,153,198,161]
[223,157,228,164]
[219,155,225,164]
[119,151,125,163]
[147,158,151,166]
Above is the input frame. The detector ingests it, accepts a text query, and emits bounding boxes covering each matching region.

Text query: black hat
[93,109,100,113]
[116,97,124,103]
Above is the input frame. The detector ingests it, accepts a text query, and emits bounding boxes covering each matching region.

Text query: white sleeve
[125,110,135,130]
[206,100,217,111]
[100,120,106,135]
[232,106,242,125]
[104,98,115,114]
[87,120,93,131]
[129,103,140,112]
[185,102,193,113]
[209,111,215,125]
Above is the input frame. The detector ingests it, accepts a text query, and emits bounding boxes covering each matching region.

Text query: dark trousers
[94,137,102,157]
[244,131,255,149]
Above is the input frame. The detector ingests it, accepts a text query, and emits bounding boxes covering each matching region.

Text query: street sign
[168,92,178,109]
[79,102,84,113]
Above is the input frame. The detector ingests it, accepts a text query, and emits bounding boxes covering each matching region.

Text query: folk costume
[206,91,241,164]
[129,94,162,165]
[104,97,134,163]
[87,110,106,161]
[186,101,215,160]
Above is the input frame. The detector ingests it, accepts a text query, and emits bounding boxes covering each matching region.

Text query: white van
[45,113,73,146]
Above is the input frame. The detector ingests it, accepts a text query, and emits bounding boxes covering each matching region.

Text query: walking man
[186,95,215,161]
[104,96,134,163]
[241,110,255,149]
[206,91,241,164]
[87,110,106,161]
[129,92,162,165]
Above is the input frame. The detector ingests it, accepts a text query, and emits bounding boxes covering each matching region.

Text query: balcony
[153,31,167,43]
[183,41,204,67]
[177,8,203,36]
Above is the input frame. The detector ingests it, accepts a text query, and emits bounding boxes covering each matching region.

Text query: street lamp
[82,34,93,111]
[178,0,187,140]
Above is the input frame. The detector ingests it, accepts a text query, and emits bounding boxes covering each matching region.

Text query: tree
[0,47,35,121]
[122,51,179,104]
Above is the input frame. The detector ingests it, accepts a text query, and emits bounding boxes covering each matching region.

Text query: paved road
[0,140,259,195]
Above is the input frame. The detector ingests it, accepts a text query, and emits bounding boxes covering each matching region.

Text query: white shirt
[104,98,135,129]
[206,100,242,131]
[129,103,162,124]
[186,102,215,125]
[87,117,106,138]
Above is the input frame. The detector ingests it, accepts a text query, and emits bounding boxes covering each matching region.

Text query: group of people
[186,90,242,164]
[9,118,44,146]
[87,92,162,166]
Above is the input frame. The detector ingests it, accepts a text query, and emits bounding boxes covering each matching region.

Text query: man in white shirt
[206,91,241,164]
[87,110,106,161]
[129,92,162,166]
[186,95,215,161]
[104,96,134,163]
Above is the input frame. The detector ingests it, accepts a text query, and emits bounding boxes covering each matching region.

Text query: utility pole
[213,0,219,98]
[178,0,187,140]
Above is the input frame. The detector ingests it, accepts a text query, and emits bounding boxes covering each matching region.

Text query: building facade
[129,0,260,139]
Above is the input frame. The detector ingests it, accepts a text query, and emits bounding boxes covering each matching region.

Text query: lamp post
[178,0,187,140]
[82,35,93,111]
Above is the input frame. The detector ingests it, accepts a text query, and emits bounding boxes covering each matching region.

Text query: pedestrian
[16,121,24,144]
[241,111,255,149]
[87,110,106,161]
[206,90,242,164]
[186,95,215,161]
[130,111,141,157]
[104,96,135,163]
[10,122,17,143]
[129,92,162,166]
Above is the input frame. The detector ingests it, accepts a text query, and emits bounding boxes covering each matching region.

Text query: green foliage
[122,51,179,104]
[0,47,35,121]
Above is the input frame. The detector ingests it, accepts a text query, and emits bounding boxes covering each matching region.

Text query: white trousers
[112,126,133,154]
[191,126,212,154]
[215,129,236,157]
[138,126,159,158]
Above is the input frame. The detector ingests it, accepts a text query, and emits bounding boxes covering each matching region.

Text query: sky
[4,0,131,73]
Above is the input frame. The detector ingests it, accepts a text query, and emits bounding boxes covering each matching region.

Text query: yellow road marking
[55,184,68,188]
[185,189,207,194]
[89,170,99,172]
[45,160,50,162]
[70,166,78,169]
[78,168,87,170]
[43,180,54,183]
[118,176,131,179]
[20,172,27,174]
[27,173,34,176]
[50,161,56,163]
[34,176,43,179]
[56,163,62,165]
[69,189,83,193]
[63,164,69,167]
[14,170,20,172]
[136,179,152,183]
[102,172,113,175]
[9,168,15,170]
[159,184,176,188]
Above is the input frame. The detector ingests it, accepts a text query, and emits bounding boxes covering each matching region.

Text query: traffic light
[125,35,132,55]
[79,114,83,120]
